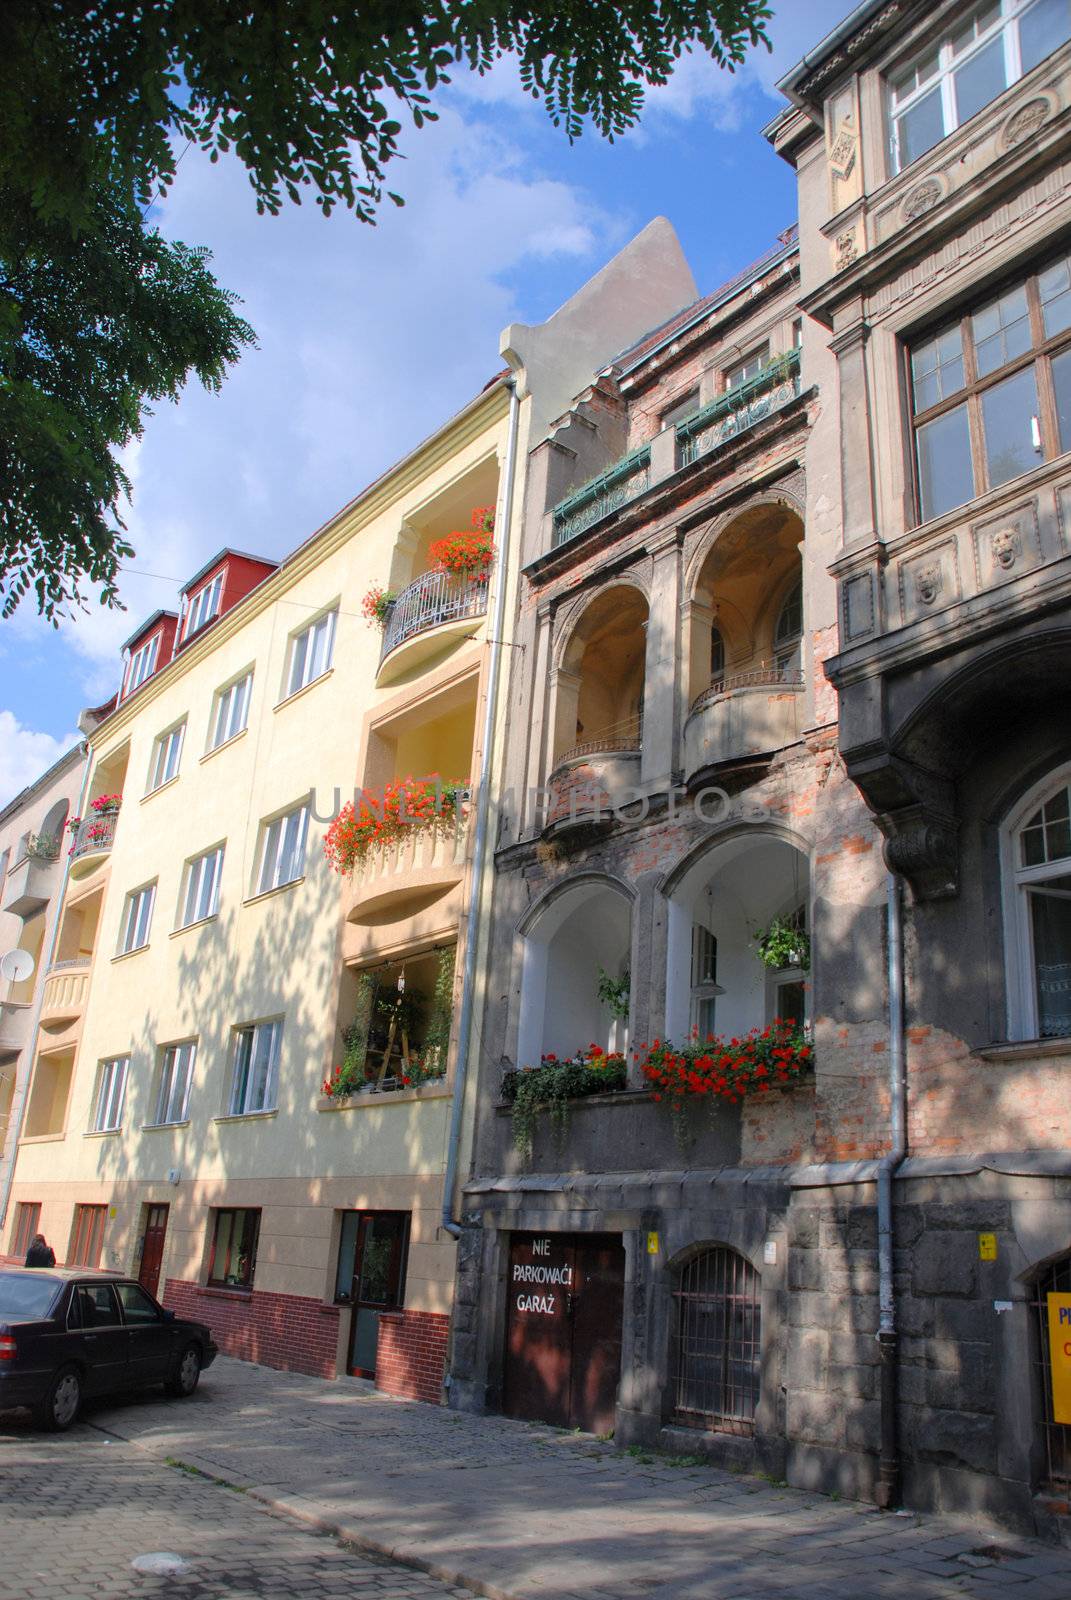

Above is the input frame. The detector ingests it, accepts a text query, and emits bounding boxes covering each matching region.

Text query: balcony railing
[689,667,803,717]
[552,446,651,549]
[70,811,118,862]
[380,570,488,662]
[554,714,643,767]
[677,349,802,469]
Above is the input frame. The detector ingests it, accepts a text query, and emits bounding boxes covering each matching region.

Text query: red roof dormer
[119,611,178,702]
[176,550,278,649]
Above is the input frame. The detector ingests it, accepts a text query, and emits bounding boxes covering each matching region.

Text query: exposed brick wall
[162,1279,340,1379]
[374,1308,448,1405]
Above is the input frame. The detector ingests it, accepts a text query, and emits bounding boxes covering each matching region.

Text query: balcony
[39,959,91,1034]
[345,811,471,961]
[69,811,118,879]
[0,1000,33,1056]
[546,717,643,831]
[2,837,60,918]
[378,571,488,685]
[677,350,802,469]
[683,670,804,781]
[552,445,651,550]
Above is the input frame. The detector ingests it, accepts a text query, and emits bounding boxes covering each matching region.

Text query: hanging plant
[596,965,630,1021]
[501,1045,627,1160]
[753,915,810,972]
[428,506,496,581]
[360,585,397,629]
[323,775,469,874]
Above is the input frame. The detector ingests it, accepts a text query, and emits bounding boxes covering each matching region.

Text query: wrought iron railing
[554,714,643,767]
[380,570,488,662]
[552,445,651,549]
[70,812,119,861]
[689,668,803,718]
[677,349,802,468]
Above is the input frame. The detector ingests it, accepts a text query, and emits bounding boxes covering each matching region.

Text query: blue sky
[0,1,850,805]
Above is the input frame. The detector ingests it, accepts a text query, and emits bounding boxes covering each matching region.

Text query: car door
[116,1281,174,1386]
[72,1282,129,1396]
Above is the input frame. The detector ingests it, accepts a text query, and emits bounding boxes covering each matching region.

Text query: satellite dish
[1,949,35,984]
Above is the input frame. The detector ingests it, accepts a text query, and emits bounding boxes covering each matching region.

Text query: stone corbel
[846,749,959,899]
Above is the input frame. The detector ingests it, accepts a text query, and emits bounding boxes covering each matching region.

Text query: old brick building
[450,0,1071,1542]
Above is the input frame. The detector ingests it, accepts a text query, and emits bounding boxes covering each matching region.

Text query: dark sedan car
[0,1267,217,1431]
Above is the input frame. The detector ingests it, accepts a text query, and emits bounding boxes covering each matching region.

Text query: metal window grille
[1032,1256,1071,1492]
[671,1247,761,1435]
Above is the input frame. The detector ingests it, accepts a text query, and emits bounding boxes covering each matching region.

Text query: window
[889,1,1071,173]
[183,571,224,640]
[153,1042,196,1125]
[724,344,770,391]
[92,1056,128,1132]
[118,883,156,954]
[116,1282,162,1323]
[671,1246,761,1435]
[710,626,726,682]
[690,926,722,1038]
[72,1280,120,1324]
[125,633,159,696]
[209,671,253,750]
[146,721,185,793]
[661,389,701,430]
[774,578,803,677]
[68,1205,107,1268]
[256,803,308,895]
[11,1202,41,1259]
[228,1020,281,1115]
[208,1207,261,1289]
[285,607,337,698]
[911,253,1071,522]
[178,845,223,927]
[1005,769,1071,1039]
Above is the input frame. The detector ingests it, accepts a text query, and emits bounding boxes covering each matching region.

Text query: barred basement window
[671,1246,761,1435]
[1032,1255,1071,1492]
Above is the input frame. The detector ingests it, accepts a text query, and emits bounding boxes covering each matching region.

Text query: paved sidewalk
[17,1357,1071,1600]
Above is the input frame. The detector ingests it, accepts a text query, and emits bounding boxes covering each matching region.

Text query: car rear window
[0,1272,61,1320]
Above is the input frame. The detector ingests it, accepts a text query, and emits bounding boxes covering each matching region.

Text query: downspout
[876,870,907,1509]
[441,379,521,1238]
[0,741,93,1234]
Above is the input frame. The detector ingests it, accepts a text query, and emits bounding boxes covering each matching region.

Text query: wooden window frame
[12,1201,41,1259]
[207,1207,261,1290]
[68,1204,107,1268]
[908,252,1071,525]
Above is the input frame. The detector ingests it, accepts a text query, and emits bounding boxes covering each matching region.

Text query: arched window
[710,626,725,683]
[1004,769,1071,1041]
[671,1247,760,1435]
[1032,1255,1071,1493]
[774,578,803,679]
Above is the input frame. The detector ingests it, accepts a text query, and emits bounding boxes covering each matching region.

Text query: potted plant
[641,1020,814,1145]
[90,792,122,815]
[596,965,630,1020]
[322,775,468,875]
[428,506,496,582]
[753,915,810,971]
[501,1045,627,1159]
[360,585,397,630]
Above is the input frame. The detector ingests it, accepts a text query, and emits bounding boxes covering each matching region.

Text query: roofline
[121,609,176,654]
[181,548,279,597]
[776,0,887,99]
[0,741,86,827]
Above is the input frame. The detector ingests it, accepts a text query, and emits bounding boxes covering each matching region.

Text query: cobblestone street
[4,1358,1071,1600]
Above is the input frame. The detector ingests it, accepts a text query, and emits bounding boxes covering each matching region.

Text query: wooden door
[503,1233,625,1434]
[138,1204,169,1298]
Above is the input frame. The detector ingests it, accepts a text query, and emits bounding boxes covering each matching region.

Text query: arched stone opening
[551,586,648,768]
[517,878,633,1066]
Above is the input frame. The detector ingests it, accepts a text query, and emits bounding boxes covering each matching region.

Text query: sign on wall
[1047,1293,1071,1424]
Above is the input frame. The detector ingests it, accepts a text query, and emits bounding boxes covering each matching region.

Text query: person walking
[24,1233,56,1268]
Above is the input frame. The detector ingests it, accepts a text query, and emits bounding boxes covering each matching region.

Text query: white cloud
[0,713,80,808]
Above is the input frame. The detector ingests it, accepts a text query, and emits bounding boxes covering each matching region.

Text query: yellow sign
[1047,1294,1071,1425]
[978,1233,997,1260]
[646,1232,660,1255]
[108,1205,117,1219]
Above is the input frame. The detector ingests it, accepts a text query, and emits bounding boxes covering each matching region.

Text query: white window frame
[725,343,770,392]
[228,1020,282,1116]
[255,802,309,895]
[125,633,160,696]
[1001,761,1071,1041]
[153,1041,196,1125]
[146,720,186,794]
[284,606,337,699]
[887,0,1070,175]
[118,882,156,955]
[690,924,722,1038]
[182,571,224,640]
[208,670,253,751]
[92,1056,129,1133]
[177,844,224,928]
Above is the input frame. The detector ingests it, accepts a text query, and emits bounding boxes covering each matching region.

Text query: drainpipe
[875,870,907,1509]
[441,379,521,1238]
[0,741,93,1234]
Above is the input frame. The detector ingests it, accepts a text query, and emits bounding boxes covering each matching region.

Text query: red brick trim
[374,1308,449,1405]
[162,1278,339,1379]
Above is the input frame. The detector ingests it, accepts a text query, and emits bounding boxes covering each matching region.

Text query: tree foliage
[0,1,771,620]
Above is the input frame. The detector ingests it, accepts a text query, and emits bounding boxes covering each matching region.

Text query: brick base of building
[163,1279,340,1379]
[375,1308,449,1405]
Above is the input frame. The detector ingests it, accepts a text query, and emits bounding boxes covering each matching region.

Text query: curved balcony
[38,958,91,1042]
[546,718,643,833]
[69,812,118,879]
[377,571,488,685]
[344,813,471,960]
[683,670,804,781]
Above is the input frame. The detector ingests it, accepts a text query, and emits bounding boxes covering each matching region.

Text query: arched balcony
[516,879,632,1068]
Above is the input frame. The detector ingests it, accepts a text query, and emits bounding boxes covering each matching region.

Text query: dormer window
[888,1,1071,175]
[183,571,224,640]
[125,634,159,696]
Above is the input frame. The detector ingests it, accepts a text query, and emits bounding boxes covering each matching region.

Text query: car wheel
[36,1365,82,1432]
[166,1343,201,1398]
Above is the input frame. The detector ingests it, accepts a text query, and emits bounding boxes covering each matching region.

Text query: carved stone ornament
[883,818,959,900]
[914,561,943,606]
[829,126,858,181]
[1001,96,1051,149]
[835,229,859,271]
[991,526,1021,571]
[901,178,943,222]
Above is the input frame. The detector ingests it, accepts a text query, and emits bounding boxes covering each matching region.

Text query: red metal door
[138,1205,169,1298]
[503,1233,625,1434]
